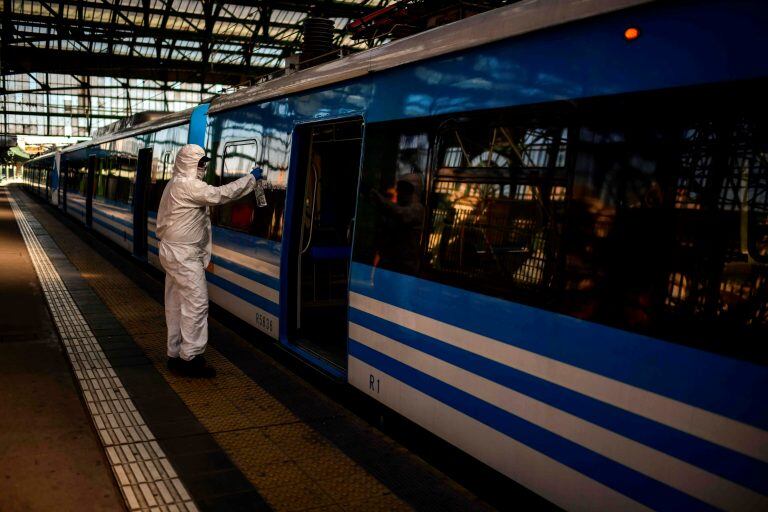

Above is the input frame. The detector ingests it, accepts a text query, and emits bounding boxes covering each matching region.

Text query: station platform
[0,184,494,512]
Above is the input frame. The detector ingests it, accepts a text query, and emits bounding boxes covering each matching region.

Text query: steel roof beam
[0,83,208,96]
[13,31,283,61]
[36,0,91,52]
[243,5,272,67]
[4,47,271,84]
[1,108,132,120]
[157,0,174,60]
[222,0,377,19]
[5,1,322,35]
[6,12,302,47]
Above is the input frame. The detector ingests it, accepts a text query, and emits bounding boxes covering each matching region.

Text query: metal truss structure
[0,0,395,138]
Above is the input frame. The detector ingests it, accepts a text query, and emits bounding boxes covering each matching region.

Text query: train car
[22,152,56,202]
[22,0,768,509]
[48,109,198,260]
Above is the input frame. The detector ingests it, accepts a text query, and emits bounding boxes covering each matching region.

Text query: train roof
[55,0,651,157]
[25,151,56,164]
[208,0,652,114]
[60,107,194,155]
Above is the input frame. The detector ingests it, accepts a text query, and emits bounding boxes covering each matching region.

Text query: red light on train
[624,27,640,41]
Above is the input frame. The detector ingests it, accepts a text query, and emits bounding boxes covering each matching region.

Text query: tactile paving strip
[9,194,198,512]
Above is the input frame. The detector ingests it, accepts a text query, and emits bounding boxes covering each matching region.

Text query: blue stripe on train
[206,271,279,316]
[189,103,209,147]
[150,242,278,315]
[92,197,132,213]
[211,226,281,268]
[209,254,279,291]
[350,308,768,494]
[92,207,132,228]
[67,202,85,218]
[92,215,133,243]
[349,341,718,512]
[350,264,768,430]
[149,231,280,290]
[148,230,280,291]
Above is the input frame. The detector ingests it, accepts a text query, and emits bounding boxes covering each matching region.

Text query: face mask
[196,156,209,180]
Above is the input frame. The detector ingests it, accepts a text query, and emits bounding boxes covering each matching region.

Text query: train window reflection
[97,154,135,205]
[258,134,289,241]
[356,127,429,276]
[66,156,88,197]
[563,98,767,362]
[219,139,260,232]
[354,84,768,362]
[424,121,569,299]
[215,136,289,241]
[149,151,173,214]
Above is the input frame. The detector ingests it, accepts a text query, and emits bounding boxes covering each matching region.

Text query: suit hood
[173,144,206,178]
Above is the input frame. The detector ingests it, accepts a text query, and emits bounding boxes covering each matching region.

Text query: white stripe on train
[211,264,279,304]
[149,219,280,284]
[213,243,280,280]
[207,281,278,339]
[350,323,767,511]
[147,234,279,305]
[349,356,653,512]
[349,292,768,463]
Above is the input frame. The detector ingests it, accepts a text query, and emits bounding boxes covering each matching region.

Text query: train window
[356,117,570,297]
[218,139,260,232]
[149,151,173,213]
[215,136,289,241]
[354,123,431,276]
[562,121,674,331]
[66,158,88,196]
[424,120,570,300]
[162,151,173,181]
[91,153,134,205]
[259,133,290,241]
[560,91,767,361]
[357,85,767,362]
[94,156,110,200]
[113,154,135,204]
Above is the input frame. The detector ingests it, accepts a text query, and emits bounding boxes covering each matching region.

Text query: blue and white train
[23,0,768,509]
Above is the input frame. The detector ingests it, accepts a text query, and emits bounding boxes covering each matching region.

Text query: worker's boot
[179,355,216,378]
[166,357,183,373]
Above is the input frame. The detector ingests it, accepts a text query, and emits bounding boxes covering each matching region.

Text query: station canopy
[0,0,407,138]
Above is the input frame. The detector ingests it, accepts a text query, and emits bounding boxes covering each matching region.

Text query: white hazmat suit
[157,144,256,361]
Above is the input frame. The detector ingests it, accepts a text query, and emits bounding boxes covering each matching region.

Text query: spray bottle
[252,167,268,208]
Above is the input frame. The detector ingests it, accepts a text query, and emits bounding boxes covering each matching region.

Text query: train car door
[85,155,96,227]
[60,160,67,212]
[45,167,51,202]
[283,119,363,373]
[133,147,153,260]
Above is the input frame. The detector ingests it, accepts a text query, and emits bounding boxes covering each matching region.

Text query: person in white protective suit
[157,144,263,378]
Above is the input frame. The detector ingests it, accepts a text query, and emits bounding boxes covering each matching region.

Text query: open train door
[282,118,363,375]
[132,147,153,260]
